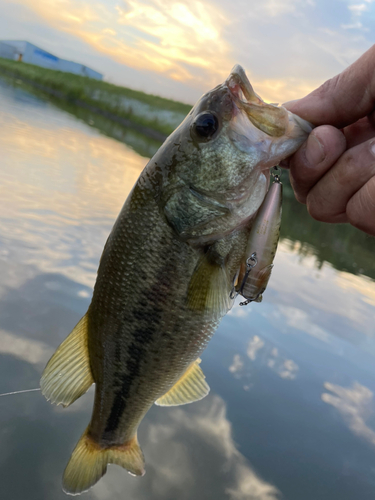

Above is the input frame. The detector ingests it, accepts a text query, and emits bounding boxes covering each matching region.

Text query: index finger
[284,44,375,129]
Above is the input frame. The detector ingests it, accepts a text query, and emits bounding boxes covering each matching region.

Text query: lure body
[237,179,283,304]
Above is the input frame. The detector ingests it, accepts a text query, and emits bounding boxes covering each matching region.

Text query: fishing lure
[236,167,283,305]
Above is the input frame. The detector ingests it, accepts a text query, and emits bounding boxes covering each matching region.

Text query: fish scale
[40,64,312,495]
[88,185,213,444]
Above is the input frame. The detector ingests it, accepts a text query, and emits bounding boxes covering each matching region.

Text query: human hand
[283,44,375,236]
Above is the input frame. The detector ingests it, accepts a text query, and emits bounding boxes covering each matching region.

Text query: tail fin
[63,428,145,495]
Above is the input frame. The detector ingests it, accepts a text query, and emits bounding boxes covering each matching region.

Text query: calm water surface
[0,78,375,500]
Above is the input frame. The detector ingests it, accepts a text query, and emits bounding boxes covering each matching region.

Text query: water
[0,77,375,500]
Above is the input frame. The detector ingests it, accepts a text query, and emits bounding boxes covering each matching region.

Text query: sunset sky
[0,0,374,104]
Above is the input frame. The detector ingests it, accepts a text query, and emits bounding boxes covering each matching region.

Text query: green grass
[0,58,192,137]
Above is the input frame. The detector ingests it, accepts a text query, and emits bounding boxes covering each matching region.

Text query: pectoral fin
[40,314,94,407]
[155,358,209,406]
[187,253,234,318]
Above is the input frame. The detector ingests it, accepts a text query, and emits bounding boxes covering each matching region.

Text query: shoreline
[0,58,191,143]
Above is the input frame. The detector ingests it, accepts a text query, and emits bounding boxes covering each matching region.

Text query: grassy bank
[0,58,192,139]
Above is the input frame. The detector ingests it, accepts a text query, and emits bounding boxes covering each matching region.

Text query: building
[0,40,103,80]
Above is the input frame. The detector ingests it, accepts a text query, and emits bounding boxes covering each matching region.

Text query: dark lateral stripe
[102,247,177,436]
[104,338,144,434]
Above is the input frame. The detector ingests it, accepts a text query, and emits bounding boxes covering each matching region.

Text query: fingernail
[305,134,325,166]
[370,141,375,157]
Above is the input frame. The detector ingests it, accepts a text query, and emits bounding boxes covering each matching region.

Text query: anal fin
[40,314,94,407]
[155,358,210,406]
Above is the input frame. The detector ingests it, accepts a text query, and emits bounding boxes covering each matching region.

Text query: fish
[40,64,313,495]
[236,176,283,305]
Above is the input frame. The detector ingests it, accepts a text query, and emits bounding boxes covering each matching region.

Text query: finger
[343,111,375,149]
[346,176,375,236]
[306,138,375,223]
[282,113,375,170]
[289,125,346,203]
[284,44,375,128]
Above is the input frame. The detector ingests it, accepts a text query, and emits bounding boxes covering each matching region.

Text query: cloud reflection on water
[228,334,299,385]
[322,382,375,448]
[0,83,147,289]
[0,329,52,367]
[2,74,375,500]
[91,396,280,500]
[267,241,375,345]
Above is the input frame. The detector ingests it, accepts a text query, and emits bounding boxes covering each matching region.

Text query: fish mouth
[226,64,262,107]
[226,65,313,138]
[225,65,289,138]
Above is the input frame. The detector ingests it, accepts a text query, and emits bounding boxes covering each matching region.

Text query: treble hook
[271,165,282,183]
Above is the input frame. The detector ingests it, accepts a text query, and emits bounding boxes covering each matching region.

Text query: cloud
[342,1,373,32]
[265,348,299,380]
[341,21,363,29]
[348,3,367,14]
[0,101,146,287]
[275,359,299,380]
[244,0,315,18]
[250,76,318,106]
[335,272,375,308]
[0,328,53,367]
[91,396,281,500]
[8,0,233,89]
[280,306,331,343]
[247,335,265,361]
[1,0,374,104]
[267,241,375,344]
[322,381,375,446]
[229,354,244,373]
[230,335,300,381]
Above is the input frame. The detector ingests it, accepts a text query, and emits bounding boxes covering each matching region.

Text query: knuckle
[346,177,375,235]
[346,202,361,228]
[339,141,375,185]
[330,153,354,188]
[313,76,339,100]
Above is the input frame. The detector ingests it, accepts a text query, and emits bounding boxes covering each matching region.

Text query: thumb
[284,44,375,129]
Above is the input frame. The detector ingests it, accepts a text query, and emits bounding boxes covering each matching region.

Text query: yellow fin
[187,255,233,318]
[155,358,210,406]
[40,314,93,407]
[63,428,145,495]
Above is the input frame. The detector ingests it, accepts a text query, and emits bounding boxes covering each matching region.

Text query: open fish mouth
[225,65,290,138]
[226,64,313,140]
[226,64,263,106]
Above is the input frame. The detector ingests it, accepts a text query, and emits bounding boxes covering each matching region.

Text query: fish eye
[192,112,219,141]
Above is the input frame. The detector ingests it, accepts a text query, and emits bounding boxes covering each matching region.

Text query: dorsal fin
[155,358,209,406]
[40,314,94,407]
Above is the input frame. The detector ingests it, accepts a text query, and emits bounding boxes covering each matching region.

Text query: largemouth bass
[41,65,312,495]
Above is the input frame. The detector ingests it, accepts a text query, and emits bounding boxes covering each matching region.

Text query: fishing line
[0,388,40,398]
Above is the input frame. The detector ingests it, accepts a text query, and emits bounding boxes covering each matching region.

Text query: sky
[0,0,374,104]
